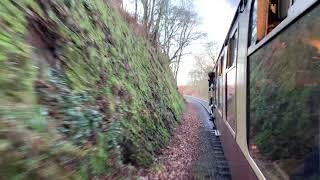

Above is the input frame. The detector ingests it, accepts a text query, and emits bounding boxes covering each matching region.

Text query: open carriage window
[249,0,292,46]
[267,0,291,33]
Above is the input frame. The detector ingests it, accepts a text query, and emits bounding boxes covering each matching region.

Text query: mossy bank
[0,0,184,179]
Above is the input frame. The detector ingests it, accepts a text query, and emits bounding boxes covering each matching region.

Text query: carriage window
[217,55,225,110]
[218,56,224,76]
[220,55,224,75]
[225,31,237,130]
[248,4,320,179]
[249,0,258,46]
[249,0,292,46]
[214,65,218,105]
[228,31,238,68]
[216,61,221,108]
[279,0,291,19]
[267,0,291,33]
[226,68,236,131]
[217,60,221,76]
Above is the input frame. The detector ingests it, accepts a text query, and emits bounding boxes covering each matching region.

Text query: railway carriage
[208,0,320,179]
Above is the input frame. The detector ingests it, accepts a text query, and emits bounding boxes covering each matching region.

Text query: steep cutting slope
[0,0,184,178]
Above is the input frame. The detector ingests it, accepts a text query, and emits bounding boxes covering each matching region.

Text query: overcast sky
[123,0,239,85]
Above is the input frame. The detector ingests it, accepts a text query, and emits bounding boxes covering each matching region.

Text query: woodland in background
[122,0,206,80]
[179,42,216,99]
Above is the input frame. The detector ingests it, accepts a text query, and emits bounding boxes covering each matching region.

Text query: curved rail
[184,96,231,180]
[184,96,211,114]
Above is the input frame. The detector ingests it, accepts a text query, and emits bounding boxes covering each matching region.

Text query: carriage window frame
[227,29,238,70]
[220,55,224,75]
[248,0,292,47]
[225,27,238,133]
[217,59,220,76]
[216,52,225,112]
[248,0,258,47]
[214,65,218,106]
[267,0,292,33]
[248,0,316,54]
[218,55,224,76]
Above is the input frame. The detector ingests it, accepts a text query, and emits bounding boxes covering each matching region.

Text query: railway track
[185,96,232,180]
[185,96,211,114]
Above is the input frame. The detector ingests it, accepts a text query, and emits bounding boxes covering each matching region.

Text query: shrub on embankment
[0,0,184,178]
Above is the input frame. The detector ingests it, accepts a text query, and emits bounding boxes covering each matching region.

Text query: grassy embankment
[0,0,184,178]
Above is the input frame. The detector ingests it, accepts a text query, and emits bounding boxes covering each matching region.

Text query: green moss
[0,0,184,178]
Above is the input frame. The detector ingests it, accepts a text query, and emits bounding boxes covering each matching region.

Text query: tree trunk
[135,0,138,20]
[141,0,149,35]
[152,0,167,44]
[147,0,156,34]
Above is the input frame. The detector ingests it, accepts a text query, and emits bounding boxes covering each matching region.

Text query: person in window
[268,0,282,33]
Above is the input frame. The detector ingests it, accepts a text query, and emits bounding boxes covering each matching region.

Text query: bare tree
[148,0,156,33]
[204,41,219,62]
[134,0,138,20]
[139,0,167,39]
[141,0,149,32]
[162,5,205,80]
[188,55,213,98]
[189,56,213,84]
[123,0,204,81]
[150,0,168,44]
